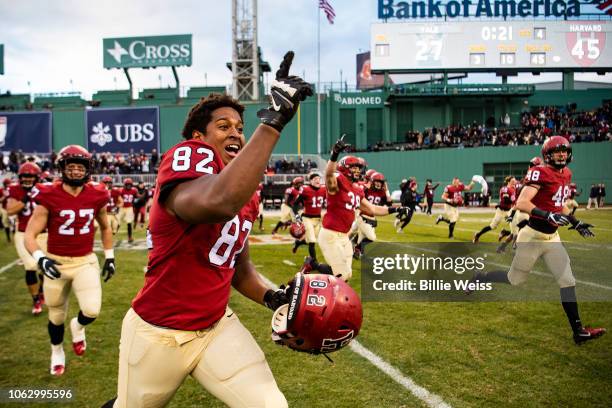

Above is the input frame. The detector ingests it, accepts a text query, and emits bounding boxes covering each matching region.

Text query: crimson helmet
[56,145,92,187]
[271,273,362,354]
[371,172,386,190]
[2,178,11,186]
[102,176,113,184]
[529,156,543,168]
[292,177,304,187]
[289,222,305,239]
[18,162,41,190]
[542,136,572,169]
[338,156,366,181]
[123,177,133,187]
[364,169,377,182]
[40,170,53,182]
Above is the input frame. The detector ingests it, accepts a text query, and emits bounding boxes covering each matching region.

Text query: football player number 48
[526,170,569,208]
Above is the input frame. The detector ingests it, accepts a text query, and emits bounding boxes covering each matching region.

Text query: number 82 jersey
[133,139,260,331]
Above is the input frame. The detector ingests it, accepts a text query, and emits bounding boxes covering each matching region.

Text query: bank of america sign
[103,34,192,69]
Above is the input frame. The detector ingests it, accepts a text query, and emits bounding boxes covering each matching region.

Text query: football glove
[295,213,303,223]
[569,221,595,238]
[101,258,116,282]
[264,285,290,311]
[257,51,313,132]
[38,257,61,280]
[330,134,350,162]
[21,194,31,204]
[505,210,515,223]
[546,212,570,227]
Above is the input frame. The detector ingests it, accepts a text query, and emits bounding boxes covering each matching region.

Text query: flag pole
[316,0,322,155]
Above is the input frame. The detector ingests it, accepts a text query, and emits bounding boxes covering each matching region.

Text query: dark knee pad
[25,270,39,285]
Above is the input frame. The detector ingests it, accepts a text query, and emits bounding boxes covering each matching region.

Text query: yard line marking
[282,260,296,266]
[0,259,20,275]
[258,273,452,408]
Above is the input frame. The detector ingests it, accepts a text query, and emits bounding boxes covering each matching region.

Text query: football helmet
[271,273,362,354]
[292,176,304,187]
[371,172,386,190]
[123,177,134,187]
[542,136,572,169]
[3,178,11,186]
[289,222,305,239]
[364,169,377,182]
[18,162,42,190]
[529,156,543,168]
[56,145,93,187]
[338,156,366,181]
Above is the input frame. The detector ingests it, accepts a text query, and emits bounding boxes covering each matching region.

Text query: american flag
[319,0,336,24]
[590,0,612,15]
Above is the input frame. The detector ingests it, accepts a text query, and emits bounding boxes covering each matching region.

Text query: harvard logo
[566,30,606,67]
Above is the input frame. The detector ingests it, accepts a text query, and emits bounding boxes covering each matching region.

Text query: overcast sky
[0,0,610,99]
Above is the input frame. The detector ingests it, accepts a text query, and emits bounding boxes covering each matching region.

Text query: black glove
[330,134,350,162]
[264,285,290,311]
[569,221,595,238]
[295,214,303,223]
[257,51,313,132]
[38,257,61,280]
[546,212,570,227]
[21,194,31,204]
[505,210,515,223]
[101,258,116,282]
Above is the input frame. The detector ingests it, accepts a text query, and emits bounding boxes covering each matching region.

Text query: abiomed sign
[103,34,192,69]
[379,0,586,19]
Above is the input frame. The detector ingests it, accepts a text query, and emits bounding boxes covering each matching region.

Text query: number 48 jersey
[524,164,572,232]
[133,139,260,331]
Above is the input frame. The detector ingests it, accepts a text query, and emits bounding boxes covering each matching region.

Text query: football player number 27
[59,209,94,235]
[209,216,253,267]
[172,146,214,174]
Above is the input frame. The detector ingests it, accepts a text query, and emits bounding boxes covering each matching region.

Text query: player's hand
[257,51,313,132]
[295,214,303,223]
[569,221,595,238]
[101,258,116,282]
[264,285,290,311]
[505,214,514,223]
[38,257,61,280]
[330,134,351,161]
[546,212,570,226]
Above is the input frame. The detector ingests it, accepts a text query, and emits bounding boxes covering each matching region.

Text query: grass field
[0,208,610,407]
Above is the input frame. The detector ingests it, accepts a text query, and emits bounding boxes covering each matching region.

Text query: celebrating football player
[315,136,407,282]
[395,178,418,233]
[6,163,47,315]
[473,176,517,243]
[102,176,123,235]
[25,145,115,376]
[118,178,137,243]
[1,177,14,242]
[470,136,605,344]
[355,171,391,255]
[292,171,326,258]
[436,177,476,239]
[272,176,303,235]
[105,51,312,408]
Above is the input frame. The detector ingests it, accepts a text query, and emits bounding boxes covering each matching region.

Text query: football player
[473,176,516,243]
[396,178,418,233]
[1,177,13,242]
[565,182,580,215]
[25,145,115,376]
[133,181,148,229]
[423,179,440,215]
[105,52,311,408]
[356,172,392,254]
[102,176,123,235]
[292,171,326,258]
[256,182,265,231]
[118,178,137,243]
[470,136,605,344]
[314,137,407,282]
[6,163,47,315]
[272,176,303,235]
[436,177,476,239]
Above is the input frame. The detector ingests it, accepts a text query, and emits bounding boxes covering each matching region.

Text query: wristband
[104,249,115,259]
[32,250,45,262]
[530,207,549,218]
[566,215,579,227]
[263,289,275,305]
[330,150,340,162]
[388,206,398,214]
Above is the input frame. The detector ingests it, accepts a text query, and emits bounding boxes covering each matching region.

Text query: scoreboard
[370,20,612,73]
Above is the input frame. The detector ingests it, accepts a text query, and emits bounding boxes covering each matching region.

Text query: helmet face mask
[57,145,92,187]
[271,273,363,354]
[18,163,42,190]
[542,136,572,169]
[338,156,367,182]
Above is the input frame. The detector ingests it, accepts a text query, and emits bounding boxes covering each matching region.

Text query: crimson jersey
[36,183,109,256]
[498,186,516,211]
[8,183,42,232]
[444,183,465,206]
[1,186,9,210]
[107,188,122,213]
[256,183,263,201]
[284,186,301,207]
[569,185,578,199]
[524,165,573,233]
[322,173,364,233]
[132,139,260,331]
[301,185,326,217]
[120,187,138,208]
[365,188,389,206]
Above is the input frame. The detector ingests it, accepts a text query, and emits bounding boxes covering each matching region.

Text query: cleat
[393,218,400,228]
[353,246,362,260]
[472,233,479,244]
[435,215,443,225]
[50,346,65,376]
[396,227,403,233]
[70,318,86,356]
[574,327,606,345]
[496,244,506,254]
[299,256,314,274]
[32,299,43,315]
[39,293,45,305]
[498,230,511,242]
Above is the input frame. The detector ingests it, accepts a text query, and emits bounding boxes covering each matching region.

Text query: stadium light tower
[231,0,259,101]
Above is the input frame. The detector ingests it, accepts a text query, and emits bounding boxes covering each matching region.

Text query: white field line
[258,273,452,408]
[0,259,20,275]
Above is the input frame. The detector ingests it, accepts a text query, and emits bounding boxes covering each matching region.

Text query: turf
[0,208,610,407]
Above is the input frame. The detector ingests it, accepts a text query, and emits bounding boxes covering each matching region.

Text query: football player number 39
[172,146,214,174]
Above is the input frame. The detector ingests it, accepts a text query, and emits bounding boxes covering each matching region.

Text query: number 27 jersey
[132,139,259,331]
